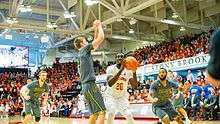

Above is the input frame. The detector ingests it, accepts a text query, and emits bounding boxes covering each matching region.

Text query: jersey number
[116,83,123,91]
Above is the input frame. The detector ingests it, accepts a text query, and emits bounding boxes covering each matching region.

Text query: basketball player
[21,70,49,124]
[150,68,184,124]
[207,29,220,88]
[105,53,139,124]
[172,83,192,124]
[167,70,191,124]
[74,20,106,124]
[20,78,32,117]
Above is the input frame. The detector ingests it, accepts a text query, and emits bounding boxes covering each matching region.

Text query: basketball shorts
[82,82,106,114]
[25,99,40,118]
[152,101,179,120]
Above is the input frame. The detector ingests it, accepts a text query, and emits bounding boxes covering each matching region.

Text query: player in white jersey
[105,53,139,124]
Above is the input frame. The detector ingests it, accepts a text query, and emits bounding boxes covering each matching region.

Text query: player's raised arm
[92,20,104,50]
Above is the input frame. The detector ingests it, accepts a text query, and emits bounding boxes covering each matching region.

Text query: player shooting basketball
[105,53,139,124]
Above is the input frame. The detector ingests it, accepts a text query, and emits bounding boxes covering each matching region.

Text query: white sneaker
[185,119,192,124]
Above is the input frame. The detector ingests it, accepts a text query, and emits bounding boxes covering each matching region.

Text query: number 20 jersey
[106,64,133,98]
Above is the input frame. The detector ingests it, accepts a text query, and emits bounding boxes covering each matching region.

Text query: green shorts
[152,101,179,120]
[25,99,40,117]
[82,82,106,114]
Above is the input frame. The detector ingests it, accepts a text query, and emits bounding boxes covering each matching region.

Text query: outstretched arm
[92,20,104,50]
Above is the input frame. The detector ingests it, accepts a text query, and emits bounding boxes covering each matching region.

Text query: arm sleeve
[207,29,220,80]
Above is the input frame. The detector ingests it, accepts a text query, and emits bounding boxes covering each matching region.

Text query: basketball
[124,56,139,71]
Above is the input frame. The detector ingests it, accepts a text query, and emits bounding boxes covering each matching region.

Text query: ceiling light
[6,17,18,24]
[19,5,32,12]
[64,11,76,18]
[180,26,186,31]
[5,34,13,40]
[85,0,99,6]
[26,6,32,12]
[33,34,39,39]
[160,19,178,25]
[46,22,58,29]
[41,34,49,43]
[172,13,178,18]
[46,22,53,29]
[129,29,134,34]
[129,18,137,25]
[116,18,123,22]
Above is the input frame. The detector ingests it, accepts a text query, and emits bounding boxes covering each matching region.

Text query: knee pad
[35,117,41,122]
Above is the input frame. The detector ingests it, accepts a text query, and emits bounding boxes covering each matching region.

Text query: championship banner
[143,54,210,75]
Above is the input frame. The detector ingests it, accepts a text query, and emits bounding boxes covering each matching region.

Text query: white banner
[143,54,210,75]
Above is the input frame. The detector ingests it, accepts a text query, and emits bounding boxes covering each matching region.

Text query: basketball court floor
[5,116,220,124]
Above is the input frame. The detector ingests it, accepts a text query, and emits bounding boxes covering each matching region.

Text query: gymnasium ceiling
[0,0,220,49]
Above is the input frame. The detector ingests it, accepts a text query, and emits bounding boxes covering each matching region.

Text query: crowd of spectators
[0,71,27,116]
[133,30,214,64]
[42,58,81,98]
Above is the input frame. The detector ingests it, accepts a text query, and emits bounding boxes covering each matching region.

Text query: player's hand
[24,95,31,100]
[94,20,101,26]
[93,20,102,29]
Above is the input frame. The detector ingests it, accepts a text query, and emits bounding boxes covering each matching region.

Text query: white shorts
[104,94,131,116]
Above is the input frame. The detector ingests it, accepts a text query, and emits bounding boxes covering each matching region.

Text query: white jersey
[106,64,133,98]
[105,64,134,116]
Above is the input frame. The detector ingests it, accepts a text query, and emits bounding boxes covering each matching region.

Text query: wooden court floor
[4,116,220,124]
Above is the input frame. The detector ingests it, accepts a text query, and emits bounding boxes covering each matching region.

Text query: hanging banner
[143,54,210,75]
